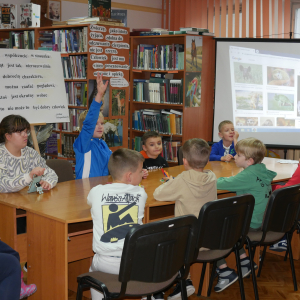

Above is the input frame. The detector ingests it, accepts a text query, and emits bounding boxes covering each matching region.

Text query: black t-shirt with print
[143,156,169,170]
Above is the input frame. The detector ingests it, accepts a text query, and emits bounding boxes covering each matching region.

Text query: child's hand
[221,154,233,162]
[95,72,109,103]
[30,167,45,179]
[142,169,148,179]
[40,180,51,190]
[233,131,239,145]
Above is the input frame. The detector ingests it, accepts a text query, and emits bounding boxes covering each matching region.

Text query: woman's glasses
[14,130,31,137]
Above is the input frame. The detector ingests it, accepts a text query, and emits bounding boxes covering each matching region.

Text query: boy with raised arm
[214,137,277,293]
[153,138,217,300]
[73,73,111,179]
[210,120,239,162]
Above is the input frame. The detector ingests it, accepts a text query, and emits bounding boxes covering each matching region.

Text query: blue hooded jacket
[209,140,236,161]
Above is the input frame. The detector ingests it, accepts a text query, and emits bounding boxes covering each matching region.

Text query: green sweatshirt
[217,163,277,229]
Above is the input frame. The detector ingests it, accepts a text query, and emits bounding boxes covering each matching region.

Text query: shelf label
[110,77,129,87]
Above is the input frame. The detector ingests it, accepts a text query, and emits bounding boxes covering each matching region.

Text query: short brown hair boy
[182,138,211,169]
[235,137,266,164]
[108,148,144,181]
[218,120,233,132]
[142,131,161,145]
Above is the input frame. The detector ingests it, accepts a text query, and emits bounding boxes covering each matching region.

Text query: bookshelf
[129,34,215,165]
[0,23,130,161]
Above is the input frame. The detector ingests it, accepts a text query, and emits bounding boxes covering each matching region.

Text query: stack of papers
[277,159,299,164]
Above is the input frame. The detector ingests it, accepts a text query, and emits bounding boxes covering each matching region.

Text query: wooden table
[0,157,297,300]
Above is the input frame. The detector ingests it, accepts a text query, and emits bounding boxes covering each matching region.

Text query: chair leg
[147,295,152,300]
[235,246,245,300]
[180,279,188,300]
[284,248,289,261]
[257,246,267,278]
[76,282,83,300]
[207,261,217,297]
[246,237,259,300]
[286,232,298,291]
[197,262,207,296]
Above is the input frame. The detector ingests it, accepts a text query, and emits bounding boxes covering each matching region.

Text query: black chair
[76,215,197,300]
[247,184,300,295]
[178,147,183,165]
[194,194,255,300]
[46,159,74,183]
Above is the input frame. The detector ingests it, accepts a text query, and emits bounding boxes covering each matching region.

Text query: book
[20,3,41,28]
[0,3,17,29]
[179,27,209,32]
[88,0,111,18]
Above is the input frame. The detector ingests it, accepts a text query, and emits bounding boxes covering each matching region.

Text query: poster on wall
[48,0,61,21]
[185,72,201,108]
[103,119,123,147]
[185,35,202,72]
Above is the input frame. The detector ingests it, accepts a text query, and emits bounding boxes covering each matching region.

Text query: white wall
[61,0,162,30]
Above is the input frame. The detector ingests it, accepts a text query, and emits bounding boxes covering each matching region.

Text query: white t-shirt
[87,183,147,257]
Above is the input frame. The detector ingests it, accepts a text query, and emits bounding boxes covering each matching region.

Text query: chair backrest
[46,159,74,183]
[261,184,300,238]
[178,147,183,165]
[119,215,197,285]
[195,194,255,254]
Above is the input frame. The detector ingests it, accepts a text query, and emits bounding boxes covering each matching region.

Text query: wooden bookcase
[129,34,215,165]
[0,24,130,160]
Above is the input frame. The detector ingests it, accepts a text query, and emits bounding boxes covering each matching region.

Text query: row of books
[133,44,184,70]
[132,109,183,135]
[65,82,87,107]
[61,55,87,79]
[55,16,124,27]
[133,78,183,104]
[46,133,77,160]
[130,27,210,36]
[53,109,81,132]
[133,137,181,162]
[38,29,88,52]
[8,31,35,49]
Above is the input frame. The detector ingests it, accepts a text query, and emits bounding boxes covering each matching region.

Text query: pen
[161,168,169,178]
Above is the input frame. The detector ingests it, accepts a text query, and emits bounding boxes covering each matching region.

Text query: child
[87,148,148,300]
[0,240,36,299]
[154,138,217,300]
[140,131,169,170]
[210,120,239,162]
[0,115,58,193]
[269,159,300,252]
[73,73,111,179]
[215,137,277,292]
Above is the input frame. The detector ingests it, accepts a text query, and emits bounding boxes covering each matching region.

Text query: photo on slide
[235,117,258,126]
[277,117,295,127]
[267,93,294,111]
[235,90,263,110]
[233,62,263,85]
[185,36,202,72]
[112,89,126,116]
[267,67,294,87]
[103,119,123,147]
[260,117,275,126]
[185,72,201,107]
[88,79,110,117]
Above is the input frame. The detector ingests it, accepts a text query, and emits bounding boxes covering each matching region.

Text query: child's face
[130,161,144,186]
[219,123,235,143]
[142,137,162,159]
[93,117,104,138]
[234,152,252,169]
[5,129,29,150]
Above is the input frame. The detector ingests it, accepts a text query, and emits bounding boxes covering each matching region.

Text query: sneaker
[20,279,37,299]
[23,262,27,273]
[167,279,195,300]
[214,267,238,292]
[269,240,287,252]
[142,292,164,300]
[240,257,258,278]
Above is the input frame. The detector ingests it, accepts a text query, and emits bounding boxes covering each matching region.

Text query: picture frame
[48,0,61,21]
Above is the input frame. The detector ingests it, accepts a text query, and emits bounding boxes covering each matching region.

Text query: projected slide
[229,46,300,134]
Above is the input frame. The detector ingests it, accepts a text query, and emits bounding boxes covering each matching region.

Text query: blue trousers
[0,241,21,300]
